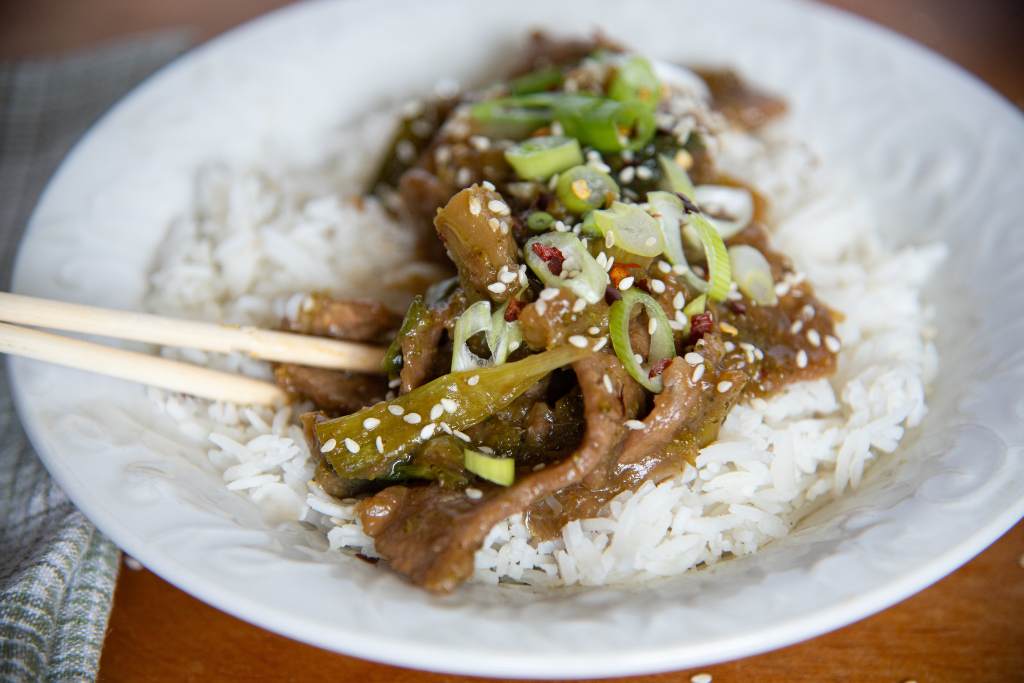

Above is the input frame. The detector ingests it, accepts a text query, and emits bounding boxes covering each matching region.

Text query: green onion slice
[657,153,696,199]
[608,55,661,109]
[505,136,583,181]
[451,300,523,372]
[646,190,687,265]
[464,449,515,486]
[608,289,676,392]
[687,214,732,302]
[728,245,777,305]
[526,211,555,233]
[556,164,619,214]
[694,185,754,239]
[593,201,664,257]
[509,66,563,95]
[524,232,609,304]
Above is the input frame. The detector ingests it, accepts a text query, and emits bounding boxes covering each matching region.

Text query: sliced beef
[357,353,637,593]
[518,290,608,350]
[284,295,401,344]
[275,364,387,414]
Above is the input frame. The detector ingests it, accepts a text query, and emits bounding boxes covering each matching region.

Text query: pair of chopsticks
[0,292,385,406]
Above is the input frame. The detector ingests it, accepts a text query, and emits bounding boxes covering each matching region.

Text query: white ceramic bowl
[11,0,1024,677]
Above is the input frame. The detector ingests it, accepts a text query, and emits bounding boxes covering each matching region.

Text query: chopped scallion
[608,289,676,392]
[504,135,583,181]
[464,449,515,486]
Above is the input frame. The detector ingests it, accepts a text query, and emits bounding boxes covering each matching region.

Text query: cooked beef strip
[275,365,387,415]
[398,290,466,394]
[357,353,638,593]
[283,294,401,344]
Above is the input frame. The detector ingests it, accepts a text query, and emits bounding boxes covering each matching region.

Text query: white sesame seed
[592,337,609,352]
[535,300,548,316]
[569,335,589,348]
[796,350,808,368]
[469,135,490,151]
[717,380,733,393]
[344,438,360,454]
[605,255,615,272]
[439,421,453,434]
[806,329,821,347]
[602,373,614,393]
[487,217,500,232]
[465,487,483,500]
[572,298,587,313]
[430,403,444,420]
[684,352,704,365]
[657,260,672,274]
[320,438,337,453]
[724,340,736,352]
[479,446,494,455]
[668,320,685,331]
[487,282,507,294]
[588,326,601,335]
[487,199,510,216]
[618,166,636,183]
[500,221,509,235]
[440,398,458,413]
[648,318,659,335]
[453,430,471,442]
[375,436,384,453]
[605,231,616,248]
[420,423,436,439]
[825,335,842,353]
[456,167,472,186]
[790,319,804,334]
[403,412,422,424]
[468,197,482,215]
[650,279,666,294]
[363,418,380,431]
[618,276,635,290]
[482,180,496,191]
[634,353,644,364]
[595,252,608,268]
[673,292,685,310]
[802,304,815,320]
[388,404,405,416]
[467,375,480,386]
[775,281,791,297]
[540,287,560,301]
[625,419,646,430]
[690,673,712,683]
[636,165,653,180]
[675,310,687,324]
[691,364,705,383]
[499,270,517,284]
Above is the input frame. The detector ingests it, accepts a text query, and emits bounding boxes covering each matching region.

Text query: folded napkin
[0,32,190,682]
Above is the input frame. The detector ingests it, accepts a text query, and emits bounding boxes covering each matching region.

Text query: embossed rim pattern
[9,0,1024,677]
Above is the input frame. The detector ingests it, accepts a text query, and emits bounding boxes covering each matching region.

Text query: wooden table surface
[3,1,1022,681]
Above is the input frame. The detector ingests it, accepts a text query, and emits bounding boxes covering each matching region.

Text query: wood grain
[1,1,1020,681]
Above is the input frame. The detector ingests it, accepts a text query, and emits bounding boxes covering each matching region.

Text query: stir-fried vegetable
[451,300,523,371]
[592,201,664,257]
[509,66,564,95]
[608,55,661,109]
[728,245,777,305]
[317,346,589,480]
[687,214,732,302]
[658,153,696,198]
[608,289,676,392]
[504,135,582,181]
[382,295,431,378]
[526,211,555,232]
[464,449,515,486]
[470,93,656,152]
[647,191,687,266]
[695,185,754,238]
[555,165,619,214]
[525,232,609,304]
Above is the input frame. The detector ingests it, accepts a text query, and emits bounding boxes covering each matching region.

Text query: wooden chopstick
[0,292,385,373]
[0,322,287,406]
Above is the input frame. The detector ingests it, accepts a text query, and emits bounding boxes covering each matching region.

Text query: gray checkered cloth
[0,32,190,682]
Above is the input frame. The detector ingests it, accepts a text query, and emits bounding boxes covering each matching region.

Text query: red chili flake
[504,297,522,322]
[687,312,715,344]
[531,242,564,276]
[648,358,672,379]
[608,262,640,288]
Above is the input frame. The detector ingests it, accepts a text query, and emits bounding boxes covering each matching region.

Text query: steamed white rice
[144,93,944,588]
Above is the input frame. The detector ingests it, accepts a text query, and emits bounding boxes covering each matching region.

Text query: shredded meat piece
[284,295,401,344]
[357,353,636,593]
[275,365,387,415]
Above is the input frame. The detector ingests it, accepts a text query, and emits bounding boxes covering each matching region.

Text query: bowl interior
[10,0,1024,677]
